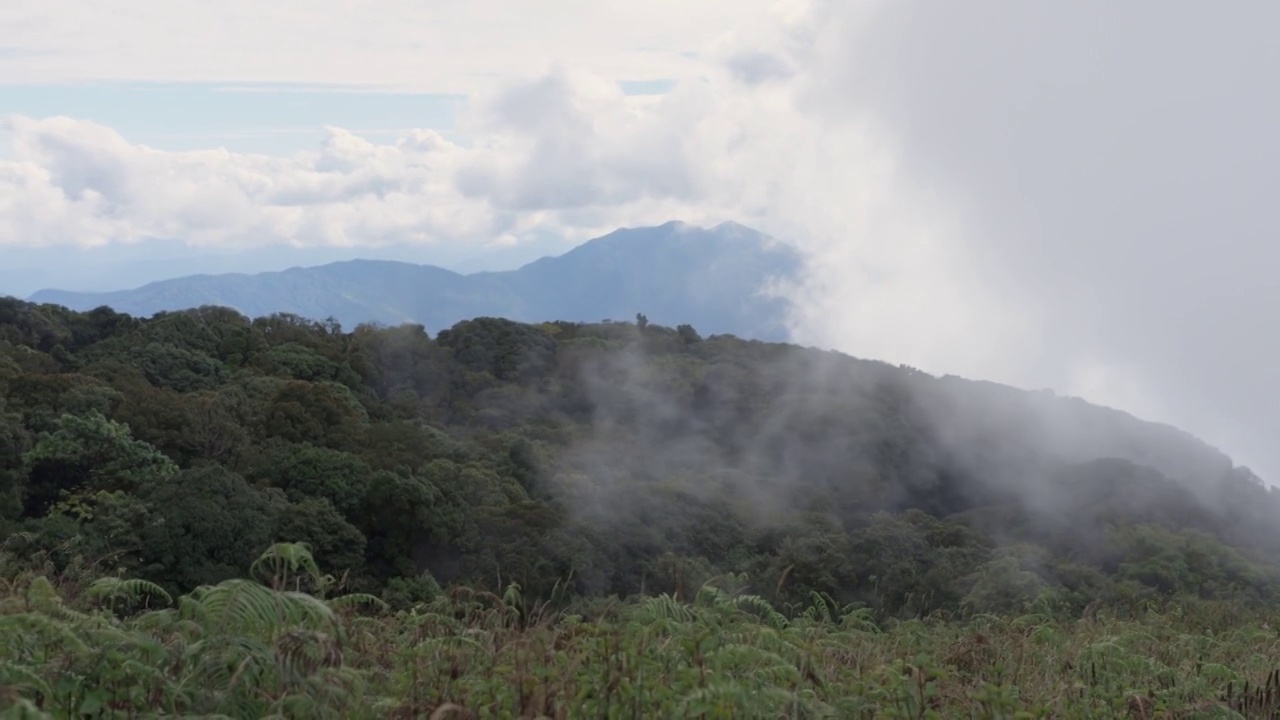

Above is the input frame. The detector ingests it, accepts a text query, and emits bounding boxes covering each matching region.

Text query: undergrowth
[2,545,1279,719]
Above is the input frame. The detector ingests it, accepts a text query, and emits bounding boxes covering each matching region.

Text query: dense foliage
[5,298,1280,715]
[5,543,1280,718]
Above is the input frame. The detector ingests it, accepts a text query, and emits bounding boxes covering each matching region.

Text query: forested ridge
[5,297,1280,717]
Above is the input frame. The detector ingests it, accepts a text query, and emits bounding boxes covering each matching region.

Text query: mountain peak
[27,221,801,339]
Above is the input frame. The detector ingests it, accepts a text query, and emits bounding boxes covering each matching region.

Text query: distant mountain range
[26,221,803,339]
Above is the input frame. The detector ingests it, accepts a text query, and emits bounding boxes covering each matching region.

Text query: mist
[470,316,1270,606]
[719,1,1280,485]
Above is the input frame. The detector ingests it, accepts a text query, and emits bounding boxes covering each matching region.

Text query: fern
[326,593,388,614]
[86,576,174,609]
[0,612,91,655]
[0,699,51,720]
[0,660,52,697]
[185,579,339,638]
[250,543,325,593]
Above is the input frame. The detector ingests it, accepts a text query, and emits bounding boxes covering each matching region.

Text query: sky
[2,1,1279,481]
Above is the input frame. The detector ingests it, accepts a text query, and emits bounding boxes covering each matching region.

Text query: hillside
[5,299,1280,715]
[25,221,801,341]
[3,296,1277,605]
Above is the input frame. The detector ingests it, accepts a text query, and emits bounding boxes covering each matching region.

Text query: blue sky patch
[618,79,678,95]
[0,82,466,153]
[1,79,676,154]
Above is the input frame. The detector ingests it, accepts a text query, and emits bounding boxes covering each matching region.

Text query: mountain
[0,233,569,298]
[26,221,802,340]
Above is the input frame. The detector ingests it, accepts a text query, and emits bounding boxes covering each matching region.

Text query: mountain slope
[2,299,1277,621]
[27,221,801,340]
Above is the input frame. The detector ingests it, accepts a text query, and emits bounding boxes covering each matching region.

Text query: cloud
[455,69,683,210]
[774,0,1280,478]
[0,0,772,92]
[0,115,491,248]
[2,0,1279,485]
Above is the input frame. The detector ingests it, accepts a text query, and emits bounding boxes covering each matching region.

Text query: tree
[274,497,368,577]
[252,441,372,518]
[0,400,29,524]
[138,466,285,591]
[262,381,369,448]
[351,323,449,405]
[362,469,466,581]
[435,317,557,384]
[4,373,123,434]
[962,553,1049,615]
[256,341,352,384]
[131,342,229,393]
[21,411,177,517]
[758,513,857,607]
[39,489,152,574]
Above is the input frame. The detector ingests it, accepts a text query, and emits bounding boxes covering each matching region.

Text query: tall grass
[2,547,1278,718]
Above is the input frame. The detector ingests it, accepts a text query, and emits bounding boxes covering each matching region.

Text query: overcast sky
[2,0,1279,481]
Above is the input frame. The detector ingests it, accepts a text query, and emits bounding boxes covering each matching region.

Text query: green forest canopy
[2,297,1279,618]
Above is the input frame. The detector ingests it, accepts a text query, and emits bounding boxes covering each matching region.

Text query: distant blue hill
[27,221,803,340]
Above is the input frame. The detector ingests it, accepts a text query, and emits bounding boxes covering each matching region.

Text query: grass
[2,548,1280,718]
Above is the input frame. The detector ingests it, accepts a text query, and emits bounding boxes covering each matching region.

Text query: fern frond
[274,629,344,679]
[0,660,52,697]
[250,542,324,591]
[733,594,789,630]
[188,579,337,637]
[0,698,52,720]
[326,593,389,614]
[0,613,90,654]
[86,576,174,608]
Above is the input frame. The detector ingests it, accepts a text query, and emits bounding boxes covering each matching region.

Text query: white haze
[1,1,1278,480]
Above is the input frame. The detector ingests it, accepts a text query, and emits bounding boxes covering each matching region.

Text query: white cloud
[0,0,773,92]
[0,116,490,248]
[454,67,706,212]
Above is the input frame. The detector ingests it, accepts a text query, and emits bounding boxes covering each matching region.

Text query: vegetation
[6,543,1280,718]
[4,297,1280,716]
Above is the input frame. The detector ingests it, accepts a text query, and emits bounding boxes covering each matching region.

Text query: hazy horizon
[0,230,576,298]
[1,219,749,298]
